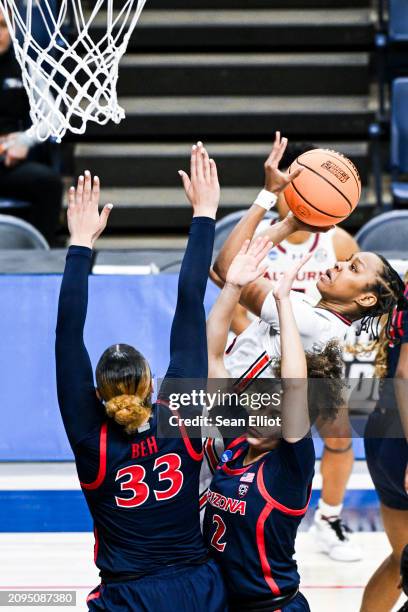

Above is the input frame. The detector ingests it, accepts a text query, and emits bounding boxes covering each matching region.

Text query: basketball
[284,149,361,227]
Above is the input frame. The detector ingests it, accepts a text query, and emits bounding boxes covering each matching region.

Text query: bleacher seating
[376,0,408,118]
[355,209,408,253]
[67,0,375,235]
[390,78,408,207]
[0,215,49,250]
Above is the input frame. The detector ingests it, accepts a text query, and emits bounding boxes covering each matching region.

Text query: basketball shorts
[365,408,408,511]
[86,558,227,612]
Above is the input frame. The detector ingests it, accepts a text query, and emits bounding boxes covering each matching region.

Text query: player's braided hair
[374,270,408,378]
[357,255,408,341]
[96,344,152,434]
[273,339,346,424]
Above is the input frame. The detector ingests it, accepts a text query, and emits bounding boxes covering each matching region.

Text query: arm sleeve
[55,246,103,449]
[162,217,215,382]
[278,438,315,483]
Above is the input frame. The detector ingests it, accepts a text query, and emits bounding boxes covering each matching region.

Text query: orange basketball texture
[284,149,361,227]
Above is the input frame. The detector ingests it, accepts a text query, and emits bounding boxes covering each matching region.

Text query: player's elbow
[212,258,227,282]
[395,366,408,380]
[210,266,225,288]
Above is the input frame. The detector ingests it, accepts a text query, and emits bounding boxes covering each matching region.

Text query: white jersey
[256,220,337,305]
[225,289,352,380]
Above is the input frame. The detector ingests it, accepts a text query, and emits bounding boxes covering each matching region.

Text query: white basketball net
[0,0,147,141]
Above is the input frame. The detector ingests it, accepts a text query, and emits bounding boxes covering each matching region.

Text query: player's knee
[324,437,353,453]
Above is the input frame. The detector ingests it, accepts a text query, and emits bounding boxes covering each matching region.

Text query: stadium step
[117,53,370,97]
[74,142,370,187]
[63,186,378,233]
[145,0,371,8]
[85,96,374,140]
[91,10,374,51]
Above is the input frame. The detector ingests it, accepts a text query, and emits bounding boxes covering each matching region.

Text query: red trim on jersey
[80,423,108,490]
[93,526,99,564]
[226,436,247,450]
[325,309,352,327]
[199,490,209,509]
[204,438,219,472]
[257,462,312,516]
[220,444,249,476]
[225,335,237,355]
[308,233,320,253]
[175,414,204,462]
[255,461,311,597]
[86,588,101,602]
[256,503,281,596]
[156,400,203,462]
[276,243,286,254]
[233,352,271,394]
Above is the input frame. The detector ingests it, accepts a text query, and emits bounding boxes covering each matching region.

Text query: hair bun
[105,394,151,434]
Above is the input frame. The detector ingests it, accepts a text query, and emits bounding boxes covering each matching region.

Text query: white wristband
[254,189,278,211]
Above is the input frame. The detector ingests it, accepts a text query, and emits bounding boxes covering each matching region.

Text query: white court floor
[0,532,405,612]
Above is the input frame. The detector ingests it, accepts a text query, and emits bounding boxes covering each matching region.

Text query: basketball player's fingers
[404,463,408,494]
[287,167,303,182]
[83,170,92,205]
[190,145,197,180]
[256,262,270,278]
[264,131,280,166]
[238,239,251,255]
[277,137,288,162]
[91,175,100,207]
[99,203,113,230]
[249,235,270,259]
[68,186,76,210]
[201,146,210,179]
[76,174,84,206]
[209,158,218,184]
[254,240,273,265]
[196,143,205,181]
[178,170,191,195]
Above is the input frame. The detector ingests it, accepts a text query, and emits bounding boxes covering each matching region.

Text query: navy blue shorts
[86,558,227,612]
[365,410,408,511]
[230,591,310,612]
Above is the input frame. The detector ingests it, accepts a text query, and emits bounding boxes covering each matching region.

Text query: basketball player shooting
[228,142,361,562]
[211,132,407,563]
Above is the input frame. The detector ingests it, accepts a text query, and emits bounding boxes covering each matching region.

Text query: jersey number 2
[115,453,183,508]
[211,514,227,552]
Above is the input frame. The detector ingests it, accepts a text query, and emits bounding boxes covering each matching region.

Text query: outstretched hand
[67,171,113,249]
[264,131,303,194]
[273,252,313,301]
[226,236,272,288]
[179,141,220,219]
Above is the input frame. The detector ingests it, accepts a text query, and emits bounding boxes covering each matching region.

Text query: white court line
[0,533,405,611]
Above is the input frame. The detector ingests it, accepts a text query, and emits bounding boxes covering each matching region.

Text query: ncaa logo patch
[238,484,249,497]
[221,450,233,463]
[267,249,278,261]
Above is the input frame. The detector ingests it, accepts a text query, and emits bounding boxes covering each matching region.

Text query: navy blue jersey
[55,218,216,579]
[77,403,206,574]
[203,437,314,601]
[378,283,408,412]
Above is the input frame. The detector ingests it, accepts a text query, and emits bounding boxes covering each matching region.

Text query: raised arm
[162,143,220,382]
[212,133,302,286]
[55,172,113,448]
[207,237,272,378]
[273,255,311,443]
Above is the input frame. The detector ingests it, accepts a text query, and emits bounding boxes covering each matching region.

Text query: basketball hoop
[0,0,148,141]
